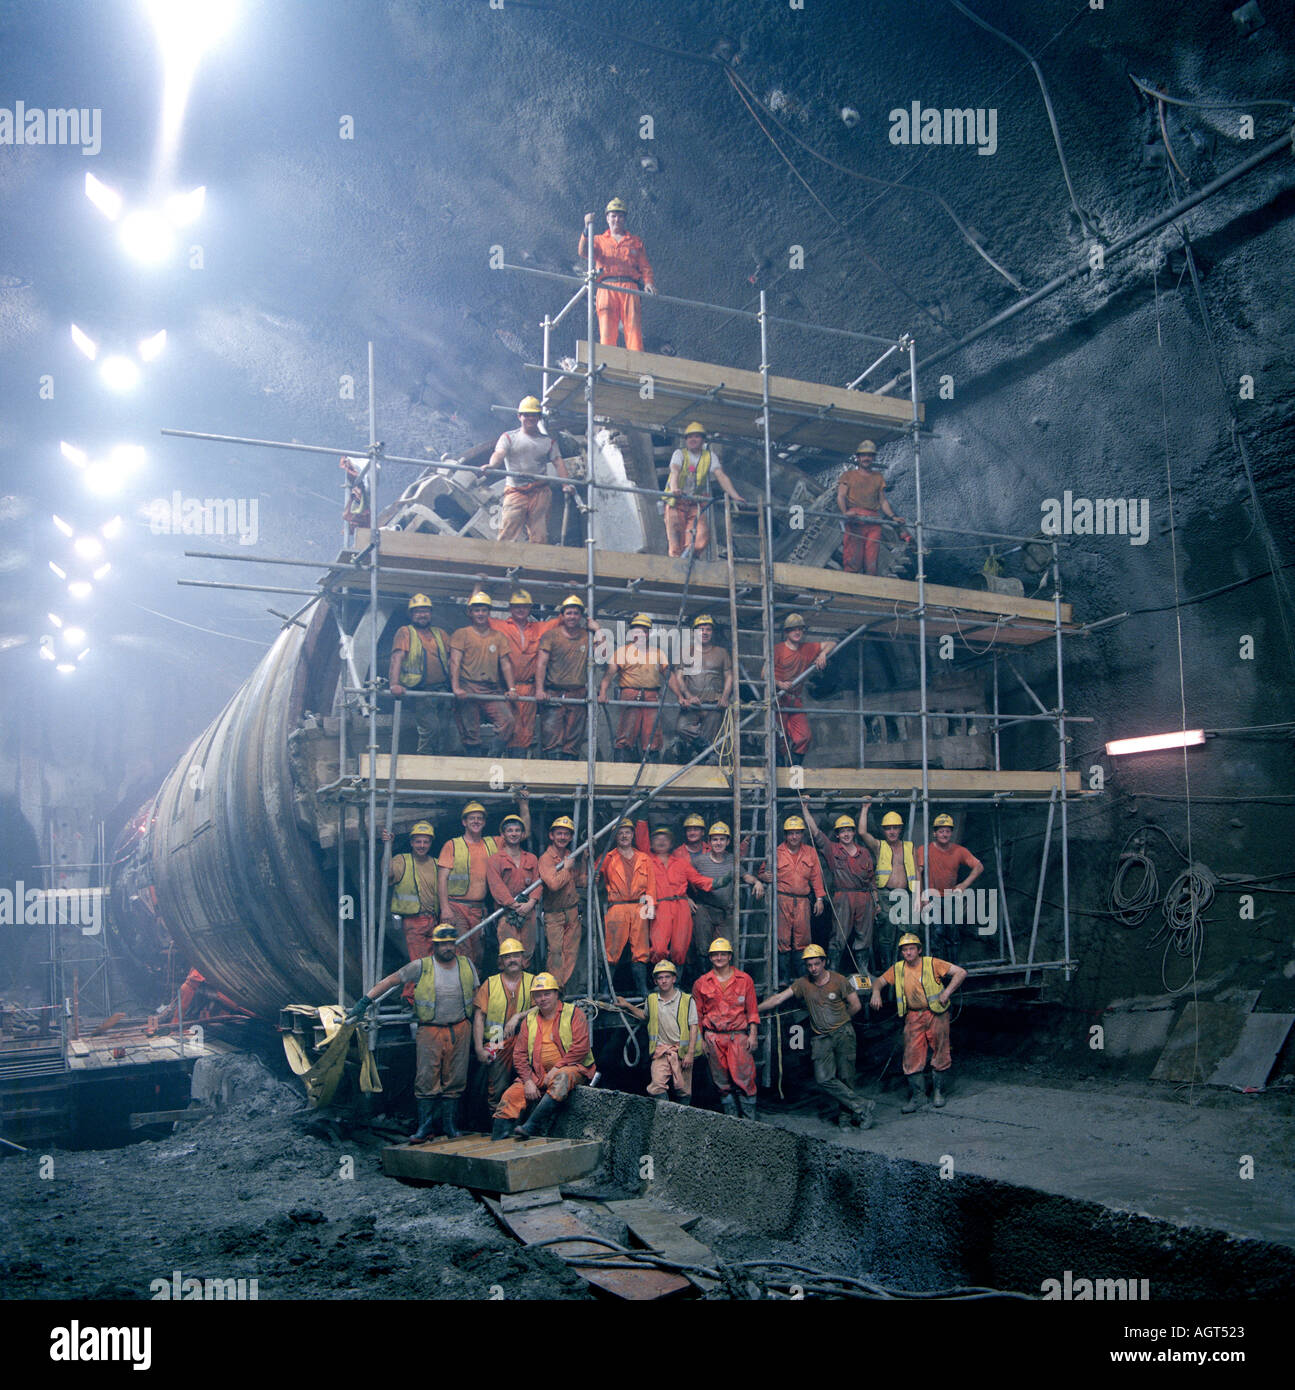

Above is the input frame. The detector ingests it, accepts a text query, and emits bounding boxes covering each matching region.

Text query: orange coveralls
[609,643,668,755]
[759,842,825,953]
[494,1007,595,1120]
[486,847,542,966]
[538,845,588,987]
[490,615,558,753]
[692,968,759,1097]
[577,228,655,351]
[773,641,824,756]
[598,846,656,966]
[635,823,714,966]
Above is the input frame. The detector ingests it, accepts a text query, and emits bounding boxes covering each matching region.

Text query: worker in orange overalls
[773,613,836,764]
[491,972,595,1140]
[486,812,542,967]
[759,814,826,986]
[597,819,657,998]
[579,197,656,352]
[836,440,908,575]
[692,938,760,1120]
[599,613,669,761]
[635,820,714,968]
[538,815,587,990]
[490,588,558,757]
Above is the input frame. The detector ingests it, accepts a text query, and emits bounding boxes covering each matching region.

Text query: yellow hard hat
[517,396,543,415]
[531,972,560,991]
[802,944,827,961]
[605,197,628,213]
[652,960,678,975]
[692,614,716,628]
[650,825,673,840]
[783,612,806,630]
[683,422,706,437]
[881,812,904,827]
[500,813,525,829]
[467,590,493,608]
[462,801,486,817]
[833,815,856,831]
[497,938,525,956]
[617,819,635,830]
[629,613,653,629]
[783,815,806,831]
[933,814,954,827]
[708,821,731,837]
[708,938,733,956]
[683,814,706,828]
[432,924,458,942]
[898,933,922,949]
[408,593,433,610]
[560,593,586,609]
[854,439,877,456]
[550,815,575,832]
[410,821,435,838]
[510,589,533,605]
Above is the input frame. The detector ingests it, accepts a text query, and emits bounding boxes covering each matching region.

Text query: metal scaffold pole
[908,335,931,954]
[758,292,778,1045]
[365,340,381,994]
[1053,541,1073,977]
[583,223,599,1000]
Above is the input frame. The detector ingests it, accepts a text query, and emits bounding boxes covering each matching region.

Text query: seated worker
[916,813,984,962]
[491,972,595,1141]
[616,960,698,1106]
[663,424,745,560]
[870,933,967,1112]
[472,938,534,1117]
[759,945,873,1130]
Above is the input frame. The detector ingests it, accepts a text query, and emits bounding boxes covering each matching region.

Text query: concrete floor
[767,1076,1295,1249]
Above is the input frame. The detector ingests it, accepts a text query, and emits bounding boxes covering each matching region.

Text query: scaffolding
[169,251,1093,1075]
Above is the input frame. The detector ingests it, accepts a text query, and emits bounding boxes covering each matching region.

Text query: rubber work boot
[720,1093,740,1118]
[410,1099,439,1142]
[513,1094,559,1140]
[631,962,650,998]
[900,1075,925,1114]
[739,1094,759,1123]
[932,1070,947,1108]
[440,1097,462,1139]
[674,1093,692,1106]
[836,1111,853,1130]
[853,1100,876,1130]
[490,1117,513,1142]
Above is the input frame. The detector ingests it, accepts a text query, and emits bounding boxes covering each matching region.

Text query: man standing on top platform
[490,589,557,758]
[580,197,655,352]
[663,423,745,559]
[485,396,575,545]
[836,440,908,576]
[449,590,516,757]
[773,614,836,765]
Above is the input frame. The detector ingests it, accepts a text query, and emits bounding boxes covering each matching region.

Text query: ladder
[723,498,781,1082]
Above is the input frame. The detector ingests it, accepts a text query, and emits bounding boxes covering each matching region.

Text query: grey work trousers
[811,1025,863,1116]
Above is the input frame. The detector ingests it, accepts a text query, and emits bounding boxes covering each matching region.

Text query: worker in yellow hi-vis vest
[615,959,698,1105]
[381,818,439,1002]
[471,938,534,1112]
[663,423,745,559]
[491,973,595,1141]
[870,933,966,1114]
[436,798,529,969]
[388,593,451,754]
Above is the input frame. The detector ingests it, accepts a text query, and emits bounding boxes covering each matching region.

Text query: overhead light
[63,626,87,647]
[77,649,91,662]
[70,324,98,360]
[84,172,123,221]
[39,638,57,661]
[119,208,176,265]
[74,536,104,561]
[56,663,76,675]
[48,612,64,628]
[164,185,206,226]
[101,516,124,539]
[145,0,239,75]
[1105,730,1206,756]
[68,581,93,600]
[52,514,74,537]
[93,563,111,580]
[112,444,146,471]
[138,328,167,362]
[49,560,67,580]
[99,355,140,391]
[60,441,88,468]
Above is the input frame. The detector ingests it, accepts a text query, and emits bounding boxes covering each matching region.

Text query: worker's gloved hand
[344,994,373,1025]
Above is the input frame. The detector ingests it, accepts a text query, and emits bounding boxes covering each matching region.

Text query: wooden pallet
[381,1133,602,1194]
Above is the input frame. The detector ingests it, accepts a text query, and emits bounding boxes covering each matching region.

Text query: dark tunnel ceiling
[0,0,1292,691]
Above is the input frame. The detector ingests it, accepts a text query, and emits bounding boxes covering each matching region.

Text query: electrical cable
[1107,830,1159,926]
[1127,72,1295,115]
[120,598,273,646]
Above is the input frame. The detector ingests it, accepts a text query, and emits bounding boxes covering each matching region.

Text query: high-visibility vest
[524,1003,595,1068]
[666,448,711,506]
[646,991,692,1051]
[412,954,475,1024]
[390,853,434,917]
[876,839,918,892]
[445,836,498,899]
[483,972,534,1044]
[893,956,948,1018]
[397,625,449,689]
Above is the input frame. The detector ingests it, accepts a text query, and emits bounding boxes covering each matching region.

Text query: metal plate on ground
[606,1199,718,1291]
[1151,995,1261,1083]
[382,1134,602,1194]
[484,1195,690,1301]
[1208,1013,1295,1090]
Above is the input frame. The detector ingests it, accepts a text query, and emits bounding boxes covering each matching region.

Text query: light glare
[70,324,98,360]
[1105,730,1206,756]
[93,563,111,580]
[101,516,124,539]
[63,626,86,647]
[74,536,104,560]
[48,612,63,628]
[49,561,67,580]
[68,581,93,600]
[100,355,140,391]
[52,514,74,537]
[56,663,76,674]
[84,172,123,221]
[60,441,88,468]
[138,329,167,362]
[164,185,206,226]
[119,208,175,265]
